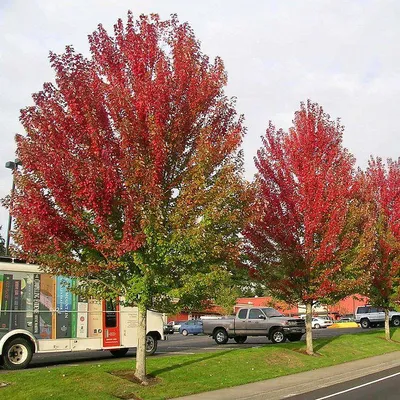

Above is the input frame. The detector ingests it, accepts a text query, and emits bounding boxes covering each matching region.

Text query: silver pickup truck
[202,307,305,344]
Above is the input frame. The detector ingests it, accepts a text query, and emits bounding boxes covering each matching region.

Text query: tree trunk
[305,302,314,355]
[384,308,391,341]
[135,306,147,383]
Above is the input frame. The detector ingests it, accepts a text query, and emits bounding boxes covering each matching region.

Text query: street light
[5,158,22,256]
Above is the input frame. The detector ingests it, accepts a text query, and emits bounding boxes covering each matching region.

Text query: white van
[0,259,165,369]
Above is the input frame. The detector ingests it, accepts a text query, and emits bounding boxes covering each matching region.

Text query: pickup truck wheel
[392,317,400,327]
[360,319,370,329]
[234,336,247,344]
[214,328,228,345]
[287,334,303,342]
[270,328,286,344]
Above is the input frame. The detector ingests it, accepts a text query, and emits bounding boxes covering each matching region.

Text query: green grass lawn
[1,329,400,400]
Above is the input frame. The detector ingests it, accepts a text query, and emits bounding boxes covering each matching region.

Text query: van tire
[110,348,129,357]
[214,328,228,345]
[145,334,158,355]
[360,319,370,329]
[2,337,33,370]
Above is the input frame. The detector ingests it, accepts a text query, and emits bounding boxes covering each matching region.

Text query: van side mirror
[258,314,266,320]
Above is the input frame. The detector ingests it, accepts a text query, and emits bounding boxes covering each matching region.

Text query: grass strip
[1,329,400,400]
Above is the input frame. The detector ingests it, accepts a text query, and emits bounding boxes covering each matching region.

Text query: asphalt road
[0,326,369,371]
[289,366,400,400]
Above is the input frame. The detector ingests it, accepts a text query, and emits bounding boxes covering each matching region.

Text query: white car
[312,317,332,329]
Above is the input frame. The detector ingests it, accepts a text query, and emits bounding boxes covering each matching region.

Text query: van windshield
[261,308,283,317]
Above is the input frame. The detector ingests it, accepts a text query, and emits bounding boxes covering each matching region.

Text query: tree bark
[384,307,391,341]
[305,302,314,355]
[135,306,147,382]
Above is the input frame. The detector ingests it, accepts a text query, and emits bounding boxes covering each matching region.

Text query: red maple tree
[363,158,400,339]
[6,13,249,379]
[244,101,359,354]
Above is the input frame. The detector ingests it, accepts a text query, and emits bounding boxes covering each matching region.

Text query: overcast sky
[1,0,400,240]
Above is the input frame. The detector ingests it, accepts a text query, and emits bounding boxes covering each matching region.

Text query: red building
[235,295,369,319]
[168,295,369,322]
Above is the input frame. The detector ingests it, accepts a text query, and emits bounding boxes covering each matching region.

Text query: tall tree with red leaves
[363,158,400,339]
[244,101,361,354]
[5,13,250,380]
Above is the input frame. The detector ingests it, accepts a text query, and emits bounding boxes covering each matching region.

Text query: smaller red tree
[362,158,400,339]
[244,101,364,354]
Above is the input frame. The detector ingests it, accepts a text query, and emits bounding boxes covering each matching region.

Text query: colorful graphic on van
[0,274,13,329]
[0,271,103,340]
[0,272,33,333]
[39,274,54,339]
[56,276,73,338]
[77,295,88,338]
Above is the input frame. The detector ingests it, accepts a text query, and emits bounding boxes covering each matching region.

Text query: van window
[238,309,248,319]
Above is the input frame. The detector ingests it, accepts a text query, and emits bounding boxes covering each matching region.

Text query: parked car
[338,316,355,323]
[202,307,305,344]
[299,315,333,324]
[163,323,174,335]
[320,316,334,323]
[179,320,203,336]
[355,306,400,329]
[171,320,186,333]
[312,317,332,329]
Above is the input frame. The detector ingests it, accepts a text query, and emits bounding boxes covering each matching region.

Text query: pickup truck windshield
[261,308,284,317]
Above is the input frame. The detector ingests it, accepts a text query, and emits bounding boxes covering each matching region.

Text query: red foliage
[244,101,356,303]
[364,158,400,304]
[8,13,245,272]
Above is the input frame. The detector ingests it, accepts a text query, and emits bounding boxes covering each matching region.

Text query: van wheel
[234,336,247,344]
[360,319,370,329]
[3,337,33,370]
[110,348,129,357]
[145,334,158,355]
[270,328,286,344]
[214,329,228,345]
[392,317,400,327]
